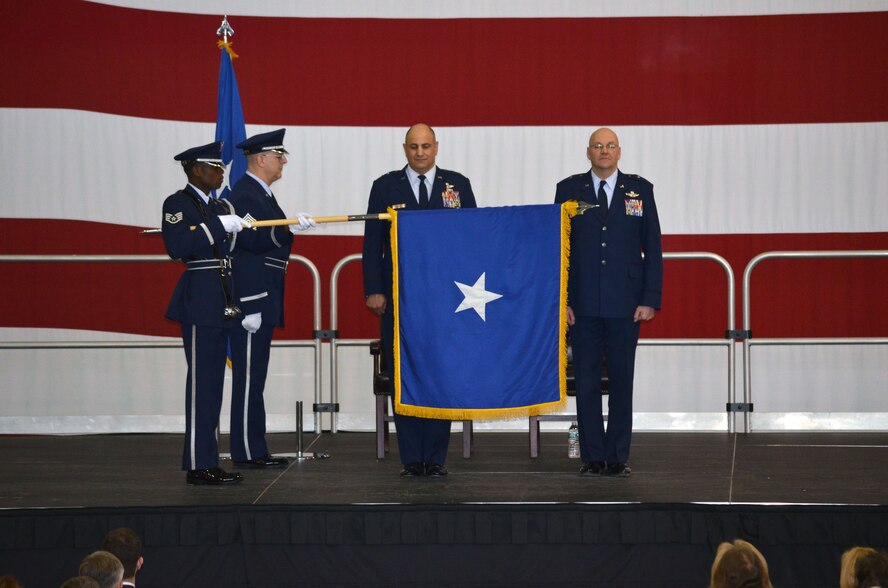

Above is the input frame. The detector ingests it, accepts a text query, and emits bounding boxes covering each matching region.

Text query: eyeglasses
[263,152,287,161]
[590,142,619,151]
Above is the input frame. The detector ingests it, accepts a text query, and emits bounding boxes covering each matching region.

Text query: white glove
[219,214,248,233]
[242,312,262,333]
[289,212,317,234]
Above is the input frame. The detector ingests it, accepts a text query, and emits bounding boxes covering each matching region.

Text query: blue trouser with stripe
[180,323,230,471]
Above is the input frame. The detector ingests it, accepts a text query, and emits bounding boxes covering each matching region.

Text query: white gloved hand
[218,214,248,233]
[289,212,317,234]
[242,312,262,333]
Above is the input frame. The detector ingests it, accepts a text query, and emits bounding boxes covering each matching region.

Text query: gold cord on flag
[217,40,239,59]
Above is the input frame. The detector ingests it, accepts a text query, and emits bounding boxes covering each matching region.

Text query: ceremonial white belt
[186,258,231,271]
[264,256,288,271]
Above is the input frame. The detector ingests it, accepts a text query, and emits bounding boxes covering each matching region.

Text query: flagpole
[139,213,392,234]
[140,203,596,234]
[248,213,392,227]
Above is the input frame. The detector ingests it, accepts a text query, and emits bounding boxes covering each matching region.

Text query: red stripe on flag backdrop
[3,1,888,125]
[3,224,887,340]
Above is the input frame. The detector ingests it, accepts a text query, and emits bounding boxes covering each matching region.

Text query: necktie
[418,175,429,209]
[597,179,608,210]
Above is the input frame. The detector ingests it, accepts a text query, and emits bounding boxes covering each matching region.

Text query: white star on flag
[218,160,234,196]
[454,272,503,321]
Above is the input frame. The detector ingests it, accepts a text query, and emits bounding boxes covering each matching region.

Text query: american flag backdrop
[1,0,887,432]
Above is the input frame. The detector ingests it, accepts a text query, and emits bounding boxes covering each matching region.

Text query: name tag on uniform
[625,199,643,217]
[391,203,406,210]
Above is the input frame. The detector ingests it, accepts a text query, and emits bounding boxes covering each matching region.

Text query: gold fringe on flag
[388,207,404,411]
[391,202,579,422]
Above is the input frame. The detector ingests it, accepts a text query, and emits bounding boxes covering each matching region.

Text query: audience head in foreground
[709,539,773,588]
[78,551,123,588]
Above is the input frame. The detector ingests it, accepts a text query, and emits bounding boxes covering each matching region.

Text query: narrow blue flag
[215,40,246,370]
[213,44,247,200]
[392,202,578,420]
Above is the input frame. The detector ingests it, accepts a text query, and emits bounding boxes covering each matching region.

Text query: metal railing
[328,251,740,432]
[740,250,888,433]
[12,249,884,435]
[0,254,325,433]
[328,254,373,433]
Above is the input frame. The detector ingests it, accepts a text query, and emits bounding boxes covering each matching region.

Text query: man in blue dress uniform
[227,128,315,468]
[362,123,477,477]
[554,128,663,478]
[161,141,249,484]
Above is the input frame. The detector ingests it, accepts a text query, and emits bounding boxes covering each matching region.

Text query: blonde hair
[841,547,879,588]
[709,539,774,588]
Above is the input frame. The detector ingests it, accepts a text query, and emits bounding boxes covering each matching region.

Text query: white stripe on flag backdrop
[1,0,886,432]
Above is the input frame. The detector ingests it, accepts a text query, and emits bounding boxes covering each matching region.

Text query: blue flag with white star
[392,203,577,420]
[213,44,247,200]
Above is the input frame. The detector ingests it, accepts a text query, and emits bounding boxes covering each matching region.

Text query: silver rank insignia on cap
[165,212,183,224]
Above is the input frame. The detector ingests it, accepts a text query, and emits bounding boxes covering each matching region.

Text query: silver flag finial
[216,15,234,43]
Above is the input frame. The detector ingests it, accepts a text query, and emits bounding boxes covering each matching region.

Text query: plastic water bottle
[568,423,580,458]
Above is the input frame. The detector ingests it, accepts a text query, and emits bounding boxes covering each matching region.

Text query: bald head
[403,123,439,174]
[587,127,621,179]
[405,123,436,143]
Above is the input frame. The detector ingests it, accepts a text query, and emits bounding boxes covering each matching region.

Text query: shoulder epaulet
[436,168,469,181]
[624,173,653,186]
[375,169,404,182]
[557,173,587,185]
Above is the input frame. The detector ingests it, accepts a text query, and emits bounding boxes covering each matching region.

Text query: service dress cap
[173,141,224,169]
[236,128,289,155]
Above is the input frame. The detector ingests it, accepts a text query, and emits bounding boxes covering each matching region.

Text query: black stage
[1,431,887,587]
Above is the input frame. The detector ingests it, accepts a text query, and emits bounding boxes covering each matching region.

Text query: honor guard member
[162,141,250,485]
[227,128,315,468]
[362,123,477,477]
[554,128,663,478]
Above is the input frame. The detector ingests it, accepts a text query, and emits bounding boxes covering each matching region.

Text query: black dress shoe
[233,455,289,468]
[579,461,606,475]
[400,462,424,477]
[424,463,448,477]
[186,467,244,485]
[604,462,631,477]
